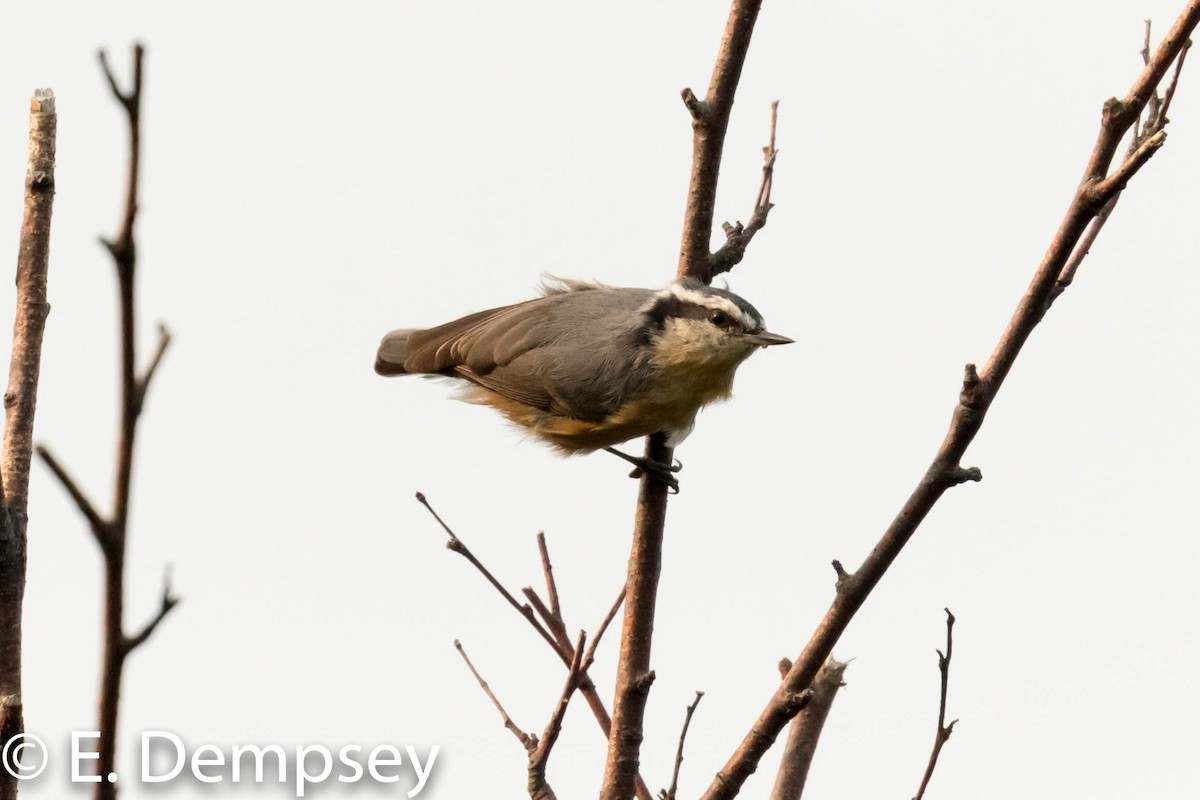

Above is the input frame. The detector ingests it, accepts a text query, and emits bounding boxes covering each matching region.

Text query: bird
[375,277,792,489]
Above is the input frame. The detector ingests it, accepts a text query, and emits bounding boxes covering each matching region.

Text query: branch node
[681,88,705,120]
[831,560,852,592]
[959,363,984,408]
[945,466,982,486]
[634,670,657,693]
[782,689,814,715]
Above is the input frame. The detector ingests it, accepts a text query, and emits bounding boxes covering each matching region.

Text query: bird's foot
[604,447,682,494]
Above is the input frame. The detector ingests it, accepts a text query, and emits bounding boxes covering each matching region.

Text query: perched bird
[375,277,792,487]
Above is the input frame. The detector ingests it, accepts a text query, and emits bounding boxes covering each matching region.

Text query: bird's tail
[374,328,418,376]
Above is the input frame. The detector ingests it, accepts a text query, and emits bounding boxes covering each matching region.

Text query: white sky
[2,2,1198,798]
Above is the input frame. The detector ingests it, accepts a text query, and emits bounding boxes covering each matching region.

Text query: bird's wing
[401,295,569,413]
[403,294,563,376]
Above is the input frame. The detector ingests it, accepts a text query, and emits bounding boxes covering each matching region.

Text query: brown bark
[0,88,56,800]
[698,7,1200,798]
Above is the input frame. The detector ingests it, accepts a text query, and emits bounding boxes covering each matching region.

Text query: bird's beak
[744,330,794,347]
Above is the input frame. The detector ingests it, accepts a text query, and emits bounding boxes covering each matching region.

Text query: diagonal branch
[416,494,563,661]
[698,10,1200,799]
[529,631,588,797]
[35,446,114,549]
[913,610,958,800]
[454,639,537,752]
[1051,27,1191,306]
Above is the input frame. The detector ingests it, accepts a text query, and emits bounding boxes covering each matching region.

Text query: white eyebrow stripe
[659,283,761,329]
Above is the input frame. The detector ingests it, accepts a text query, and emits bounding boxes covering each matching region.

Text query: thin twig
[537,532,562,622]
[0,87,57,800]
[661,691,704,800]
[709,101,780,277]
[531,631,587,770]
[913,610,958,800]
[34,446,112,550]
[416,495,650,800]
[123,566,180,653]
[454,640,536,751]
[416,492,559,652]
[1051,26,1191,307]
[698,10,1200,798]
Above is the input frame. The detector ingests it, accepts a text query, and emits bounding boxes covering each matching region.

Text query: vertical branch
[0,88,57,800]
[36,45,178,800]
[678,0,765,281]
[601,4,765,799]
[912,610,958,800]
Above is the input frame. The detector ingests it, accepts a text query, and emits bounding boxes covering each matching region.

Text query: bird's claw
[606,447,682,493]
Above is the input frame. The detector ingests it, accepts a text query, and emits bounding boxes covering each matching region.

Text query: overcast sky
[2,2,1198,798]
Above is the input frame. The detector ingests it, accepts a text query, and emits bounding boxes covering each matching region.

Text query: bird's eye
[708,309,729,327]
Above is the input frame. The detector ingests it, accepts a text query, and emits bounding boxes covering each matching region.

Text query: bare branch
[2,90,56,520]
[416,496,651,800]
[676,0,766,282]
[698,10,1200,798]
[35,446,113,550]
[1155,38,1191,127]
[135,323,171,411]
[913,610,959,800]
[661,691,705,800]
[769,658,848,800]
[31,46,176,800]
[584,586,625,668]
[123,566,180,654]
[454,640,537,752]
[709,101,779,277]
[602,4,765,797]
[416,492,559,652]
[536,532,562,622]
[0,87,57,800]
[530,632,588,782]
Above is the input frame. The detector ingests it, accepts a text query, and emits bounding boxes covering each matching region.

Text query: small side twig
[123,566,180,654]
[416,492,559,652]
[454,640,536,751]
[1051,26,1192,307]
[660,691,705,800]
[709,101,779,278]
[417,493,650,800]
[34,446,112,549]
[456,632,590,800]
[913,610,959,800]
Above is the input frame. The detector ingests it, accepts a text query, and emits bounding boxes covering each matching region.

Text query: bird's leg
[604,447,683,494]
